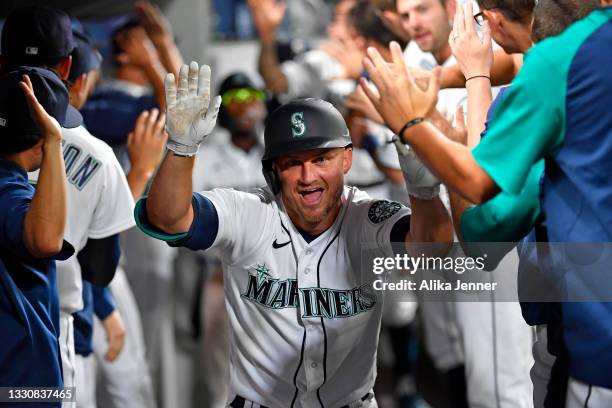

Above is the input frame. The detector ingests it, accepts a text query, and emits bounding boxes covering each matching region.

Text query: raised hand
[448,2,493,80]
[114,27,159,68]
[165,61,221,156]
[128,108,168,174]
[247,0,287,42]
[361,41,440,138]
[135,0,173,45]
[320,37,364,80]
[19,75,62,144]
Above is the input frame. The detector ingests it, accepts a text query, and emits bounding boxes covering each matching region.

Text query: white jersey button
[304,267,311,274]
[311,362,317,368]
[305,249,313,255]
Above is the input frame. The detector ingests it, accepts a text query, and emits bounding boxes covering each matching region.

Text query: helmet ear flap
[262,160,281,195]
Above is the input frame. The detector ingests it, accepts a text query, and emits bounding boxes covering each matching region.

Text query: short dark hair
[531,0,600,42]
[476,0,535,23]
[348,0,407,48]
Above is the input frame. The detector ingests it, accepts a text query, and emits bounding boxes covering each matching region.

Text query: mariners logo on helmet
[291,112,306,138]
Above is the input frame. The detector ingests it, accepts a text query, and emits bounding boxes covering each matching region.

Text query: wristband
[398,117,427,142]
[465,75,491,83]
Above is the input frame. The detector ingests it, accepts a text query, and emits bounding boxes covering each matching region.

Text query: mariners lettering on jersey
[241,263,377,318]
[63,142,101,190]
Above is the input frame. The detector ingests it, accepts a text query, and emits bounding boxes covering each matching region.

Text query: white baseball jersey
[279,49,350,104]
[403,41,468,121]
[29,125,135,313]
[138,186,410,407]
[193,140,266,192]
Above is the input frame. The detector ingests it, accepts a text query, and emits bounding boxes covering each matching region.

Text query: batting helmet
[261,98,352,194]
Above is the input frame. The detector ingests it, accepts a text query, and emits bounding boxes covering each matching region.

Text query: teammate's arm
[440,49,520,89]
[362,43,499,204]
[127,108,168,200]
[145,62,221,234]
[247,0,290,95]
[20,75,68,258]
[136,1,183,78]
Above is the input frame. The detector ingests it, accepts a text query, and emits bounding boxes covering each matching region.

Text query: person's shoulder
[62,126,117,161]
[347,187,408,224]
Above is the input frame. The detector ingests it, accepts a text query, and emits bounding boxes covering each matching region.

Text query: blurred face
[222,87,267,132]
[397,0,452,53]
[276,147,352,234]
[225,99,266,132]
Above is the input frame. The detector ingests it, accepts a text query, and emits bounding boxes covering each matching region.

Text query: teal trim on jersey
[472,9,612,195]
[134,198,189,242]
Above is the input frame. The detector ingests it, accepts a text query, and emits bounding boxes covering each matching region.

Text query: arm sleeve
[461,160,544,244]
[0,183,34,259]
[77,234,121,286]
[92,284,115,321]
[0,183,74,260]
[135,192,219,251]
[472,48,565,194]
[88,147,136,239]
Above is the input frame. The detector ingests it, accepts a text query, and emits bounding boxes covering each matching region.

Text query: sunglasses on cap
[221,88,266,106]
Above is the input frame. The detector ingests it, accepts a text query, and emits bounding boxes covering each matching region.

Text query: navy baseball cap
[1,6,75,63]
[68,31,103,82]
[0,66,82,153]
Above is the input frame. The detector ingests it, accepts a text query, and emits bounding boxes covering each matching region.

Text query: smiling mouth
[299,188,324,206]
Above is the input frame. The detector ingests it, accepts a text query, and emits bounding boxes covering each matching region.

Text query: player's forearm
[401,122,498,204]
[127,168,154,200]
[407,196,453,244]
[440,50,518,89]
[448,191,471,243]
[258,40,289,95]
[490,50,519,86]
[152,35,183,78]
[465,77,492,148]
[23,140,67,258]
[143,60,167,111]
[146,151,195,233]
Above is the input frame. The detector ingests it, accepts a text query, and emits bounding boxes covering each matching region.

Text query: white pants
[59,312,75,408]
[566,379,612,408]
[530,324,612,408]
[74,354,97,408]
[92,267,156,408]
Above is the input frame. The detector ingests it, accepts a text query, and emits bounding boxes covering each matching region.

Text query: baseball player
[387,2,536,407]
[0,66,77,400]
[135,61,452,407]
[362,3,612,406]
[1,7,136,404]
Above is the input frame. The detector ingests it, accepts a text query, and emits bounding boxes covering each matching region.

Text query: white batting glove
[165,61,222,156]
[392,135,440,200]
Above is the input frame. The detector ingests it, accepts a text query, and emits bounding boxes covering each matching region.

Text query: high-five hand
[361,41,440,137]
[164,61,221,156]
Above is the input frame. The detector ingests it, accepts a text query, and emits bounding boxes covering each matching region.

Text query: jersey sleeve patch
[368,200,403,224]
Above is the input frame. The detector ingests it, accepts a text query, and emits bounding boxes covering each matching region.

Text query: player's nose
[299,162,317,184]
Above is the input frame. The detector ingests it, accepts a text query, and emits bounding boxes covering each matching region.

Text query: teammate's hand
[164,61,221,156]
[19,74,62,145]
[135,1,173,46]
[320,37,364,80]
[449,2,493,79]
[392,137,440,200]
[247,0,286,43]
[361,41,440,137]
[128,108,168,174]
[114,27,159,68]
[101,311,125,362]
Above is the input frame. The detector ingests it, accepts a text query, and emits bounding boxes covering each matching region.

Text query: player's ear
[342,146,353,174]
